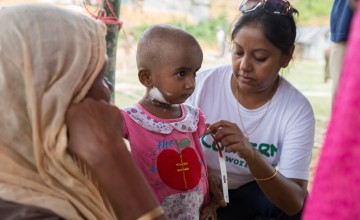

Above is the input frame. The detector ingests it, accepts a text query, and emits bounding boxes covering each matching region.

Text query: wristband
[254,169,278,181]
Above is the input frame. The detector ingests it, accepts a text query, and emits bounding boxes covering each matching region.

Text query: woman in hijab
[0,4,165,220]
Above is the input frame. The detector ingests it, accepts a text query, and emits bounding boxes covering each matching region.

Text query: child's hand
[200,174,227,220]
[205,122,211,128]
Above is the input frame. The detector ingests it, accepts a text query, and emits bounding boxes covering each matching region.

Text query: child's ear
[138,67,153,87]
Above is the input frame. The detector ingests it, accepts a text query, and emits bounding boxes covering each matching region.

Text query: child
[120,24,210,219]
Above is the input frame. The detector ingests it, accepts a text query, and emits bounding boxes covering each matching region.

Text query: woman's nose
[240,55,252,72]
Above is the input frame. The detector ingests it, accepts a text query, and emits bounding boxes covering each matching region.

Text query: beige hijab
[0,4,115,219]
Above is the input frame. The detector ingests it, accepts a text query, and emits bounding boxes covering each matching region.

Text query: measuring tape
[210,133,229,203]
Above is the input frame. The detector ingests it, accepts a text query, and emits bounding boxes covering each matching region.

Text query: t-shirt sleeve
[278,100,315,180]
[120,109,129,139]
[197,109,207,137]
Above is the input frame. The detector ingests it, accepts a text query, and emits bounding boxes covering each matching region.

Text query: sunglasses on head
[239,0,292,15]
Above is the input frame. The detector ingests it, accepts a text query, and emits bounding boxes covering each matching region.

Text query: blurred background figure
[324,30,331,83]
[124,31,135,56]
[216,25,226,57]
[329,0,354,100]
[121,31,136,73]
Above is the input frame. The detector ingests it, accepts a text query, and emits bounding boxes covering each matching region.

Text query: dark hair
[231,5,299,54]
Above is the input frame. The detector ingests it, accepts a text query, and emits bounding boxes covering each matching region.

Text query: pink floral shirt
[121,104,209,219]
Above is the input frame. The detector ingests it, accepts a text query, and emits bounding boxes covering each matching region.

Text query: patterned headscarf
[0,4,115,219]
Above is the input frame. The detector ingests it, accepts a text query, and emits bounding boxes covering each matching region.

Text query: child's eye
[193,72,197,78]
[177,71,185,78]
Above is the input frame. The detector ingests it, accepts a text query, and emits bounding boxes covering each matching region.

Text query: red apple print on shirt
[157,138,201,190]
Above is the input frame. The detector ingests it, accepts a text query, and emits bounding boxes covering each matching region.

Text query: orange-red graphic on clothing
[157,138,201,190]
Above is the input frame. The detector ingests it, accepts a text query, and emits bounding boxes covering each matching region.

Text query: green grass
[292,0,333,26]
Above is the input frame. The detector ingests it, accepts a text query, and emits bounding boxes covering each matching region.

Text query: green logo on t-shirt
[201,133,278,167]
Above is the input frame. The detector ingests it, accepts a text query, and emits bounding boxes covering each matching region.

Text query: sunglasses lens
[240,0,261,12]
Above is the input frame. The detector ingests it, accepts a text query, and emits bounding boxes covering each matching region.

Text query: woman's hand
[66,98,124,168]
[200,174,227,220]
[207,120,254,160]
[66,98,168,220]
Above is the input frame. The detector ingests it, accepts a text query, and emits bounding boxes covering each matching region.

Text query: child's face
[150,41,203,104]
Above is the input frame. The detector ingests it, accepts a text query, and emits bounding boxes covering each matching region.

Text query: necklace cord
[235,77,278,139]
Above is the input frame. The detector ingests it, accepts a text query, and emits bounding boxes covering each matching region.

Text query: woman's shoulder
[277,77,313,111]
[194,64,232,91]
[196,64,232,81]
[187,64,232,108]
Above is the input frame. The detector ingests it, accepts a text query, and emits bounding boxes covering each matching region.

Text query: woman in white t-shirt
[187,0,315,219]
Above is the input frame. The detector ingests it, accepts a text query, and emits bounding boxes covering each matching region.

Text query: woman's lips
[238,75,253,84]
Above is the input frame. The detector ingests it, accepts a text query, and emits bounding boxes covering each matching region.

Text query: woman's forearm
[66,99,167,219]
[245,147,308,216]
[90,140,166,220]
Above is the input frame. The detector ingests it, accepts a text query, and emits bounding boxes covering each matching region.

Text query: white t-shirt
[186,64,315,189]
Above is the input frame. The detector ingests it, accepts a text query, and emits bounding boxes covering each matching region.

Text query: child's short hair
[136,24,201,70]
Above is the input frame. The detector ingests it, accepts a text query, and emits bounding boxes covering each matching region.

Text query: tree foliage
[292,0,333,26]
